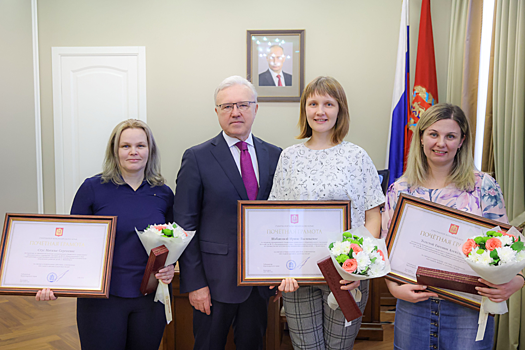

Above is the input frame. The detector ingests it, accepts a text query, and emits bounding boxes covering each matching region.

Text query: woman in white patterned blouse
[269,76,385,350]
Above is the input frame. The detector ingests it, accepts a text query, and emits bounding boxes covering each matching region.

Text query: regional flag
[409,0,438,152]
[386,0,409,186]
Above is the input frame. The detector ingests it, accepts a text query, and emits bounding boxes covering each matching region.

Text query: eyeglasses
[216,101,256,112]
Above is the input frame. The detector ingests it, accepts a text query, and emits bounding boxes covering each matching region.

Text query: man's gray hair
[214,76,258,105]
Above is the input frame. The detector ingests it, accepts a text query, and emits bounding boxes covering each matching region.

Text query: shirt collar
[269,69,283,80]
[222,131,254,148]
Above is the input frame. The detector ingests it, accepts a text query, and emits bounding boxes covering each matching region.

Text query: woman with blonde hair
[382,103,524,349]
[37,119,174,350]
[269,76,385,349]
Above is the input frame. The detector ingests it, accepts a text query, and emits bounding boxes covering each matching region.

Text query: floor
[0,295,395,349]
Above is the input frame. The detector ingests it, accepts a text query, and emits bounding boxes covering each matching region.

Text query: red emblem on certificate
[449,224,459,235]
[291,214,299,224]
[55,228,64,237]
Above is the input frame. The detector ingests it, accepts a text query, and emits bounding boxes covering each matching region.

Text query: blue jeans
[394,298,494,350]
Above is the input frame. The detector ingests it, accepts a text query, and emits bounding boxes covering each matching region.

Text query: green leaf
[336,254,349,264]
[162,228,173,237]
[493,232,503,237]
[349,249,354,259]
[477,249,485,254]
[511,241,525,252]
[371,257,377,263]
[490,249,499,260]
[329,242,334,250]
[343,232,352,239]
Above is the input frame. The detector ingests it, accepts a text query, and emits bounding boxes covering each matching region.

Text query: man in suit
[174,76,282,350]
[258,45,292,86]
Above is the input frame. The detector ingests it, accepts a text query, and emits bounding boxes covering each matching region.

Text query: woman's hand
[386,279,438,303]
[35,288,57,301]
[340,280,360,291]
[155,264,175,284]
[270,278,299,302]
[476,276,524,303]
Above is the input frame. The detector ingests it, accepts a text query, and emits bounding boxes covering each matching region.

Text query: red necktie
[235,141,258,200]
[277,74,283,86]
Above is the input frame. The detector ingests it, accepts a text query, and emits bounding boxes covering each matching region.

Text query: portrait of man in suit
[258,45,292,87]
[173,76,282,350]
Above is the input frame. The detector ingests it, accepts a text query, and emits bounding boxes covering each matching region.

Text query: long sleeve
[173,148,207,294]
[70,179,95,215]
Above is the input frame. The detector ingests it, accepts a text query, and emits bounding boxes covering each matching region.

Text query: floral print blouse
[269,141,385,229]
[381,172,509,239]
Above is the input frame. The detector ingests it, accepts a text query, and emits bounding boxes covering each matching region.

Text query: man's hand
[189,286,212,315]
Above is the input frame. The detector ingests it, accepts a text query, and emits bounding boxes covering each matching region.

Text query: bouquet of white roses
[326,226,391,324]
[460,226,525,341]
[136,222,195,323]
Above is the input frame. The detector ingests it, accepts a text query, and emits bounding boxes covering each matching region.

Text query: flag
[386,0,410,186]
[409,0,438,151]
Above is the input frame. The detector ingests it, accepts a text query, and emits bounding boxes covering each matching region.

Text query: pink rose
[462,239,478,256]
[485,238,502,251]
[377,249,385,261]
[350,244,363,254]
[342,259,358,273]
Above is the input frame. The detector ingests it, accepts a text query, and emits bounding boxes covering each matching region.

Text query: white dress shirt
[269,69,286,87]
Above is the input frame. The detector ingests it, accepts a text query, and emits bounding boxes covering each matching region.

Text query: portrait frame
[0,213,117,298]
[247,29,305,102]
[385,194,514,310]
[237,200,351,285]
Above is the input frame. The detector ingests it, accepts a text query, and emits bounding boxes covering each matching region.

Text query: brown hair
[297,76,350,144]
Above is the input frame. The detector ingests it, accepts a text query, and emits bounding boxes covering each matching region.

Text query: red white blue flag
[386,0,410,186]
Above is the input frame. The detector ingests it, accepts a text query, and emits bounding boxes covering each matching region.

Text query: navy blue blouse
[71,175,174,298]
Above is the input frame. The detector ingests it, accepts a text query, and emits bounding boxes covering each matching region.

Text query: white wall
[0,0,39,219]
[2,0,452,215]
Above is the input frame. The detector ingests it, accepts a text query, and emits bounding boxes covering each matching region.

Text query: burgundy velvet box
[317,257,362,321]
[140,245,169,296]
[416,266,484,295]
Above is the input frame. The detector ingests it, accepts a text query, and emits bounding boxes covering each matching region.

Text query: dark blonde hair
[404,103,475,191]
[297,76,350,144]
[101,119,165,186]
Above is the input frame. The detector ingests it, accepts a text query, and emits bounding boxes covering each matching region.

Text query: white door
[52,47,146,214]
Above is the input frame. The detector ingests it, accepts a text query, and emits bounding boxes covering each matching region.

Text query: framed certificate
[238,200,351,285]
[0,213,117,298]
[385,194,513,310]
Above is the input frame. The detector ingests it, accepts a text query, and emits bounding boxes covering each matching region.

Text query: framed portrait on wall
[247,30,305,102]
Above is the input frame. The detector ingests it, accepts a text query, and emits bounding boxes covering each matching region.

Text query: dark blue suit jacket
[258,69,292,86]
[174,133,282,304]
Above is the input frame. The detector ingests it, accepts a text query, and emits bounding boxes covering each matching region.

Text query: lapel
[210,133,248,199]
[253,136,270,199]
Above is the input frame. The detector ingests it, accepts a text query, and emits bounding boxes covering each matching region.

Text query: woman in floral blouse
[269,76,385,349]
[382,103,523,349]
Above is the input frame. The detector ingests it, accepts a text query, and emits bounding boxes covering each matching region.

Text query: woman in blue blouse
[36,119,174,350]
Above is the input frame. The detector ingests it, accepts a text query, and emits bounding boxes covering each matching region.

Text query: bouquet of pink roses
[136,222,195,323]
[326,226,391,323]
[461,226,525,341]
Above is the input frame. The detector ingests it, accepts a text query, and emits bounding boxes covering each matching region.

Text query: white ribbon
[326,289,362,327]
[154,281,172,324]
[475,296,508,341]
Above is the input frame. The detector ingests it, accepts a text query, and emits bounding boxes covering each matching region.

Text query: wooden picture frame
[247,29,305,102]
[238,200,350,285]
[0,213,117,298]
[385,193,513,310]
